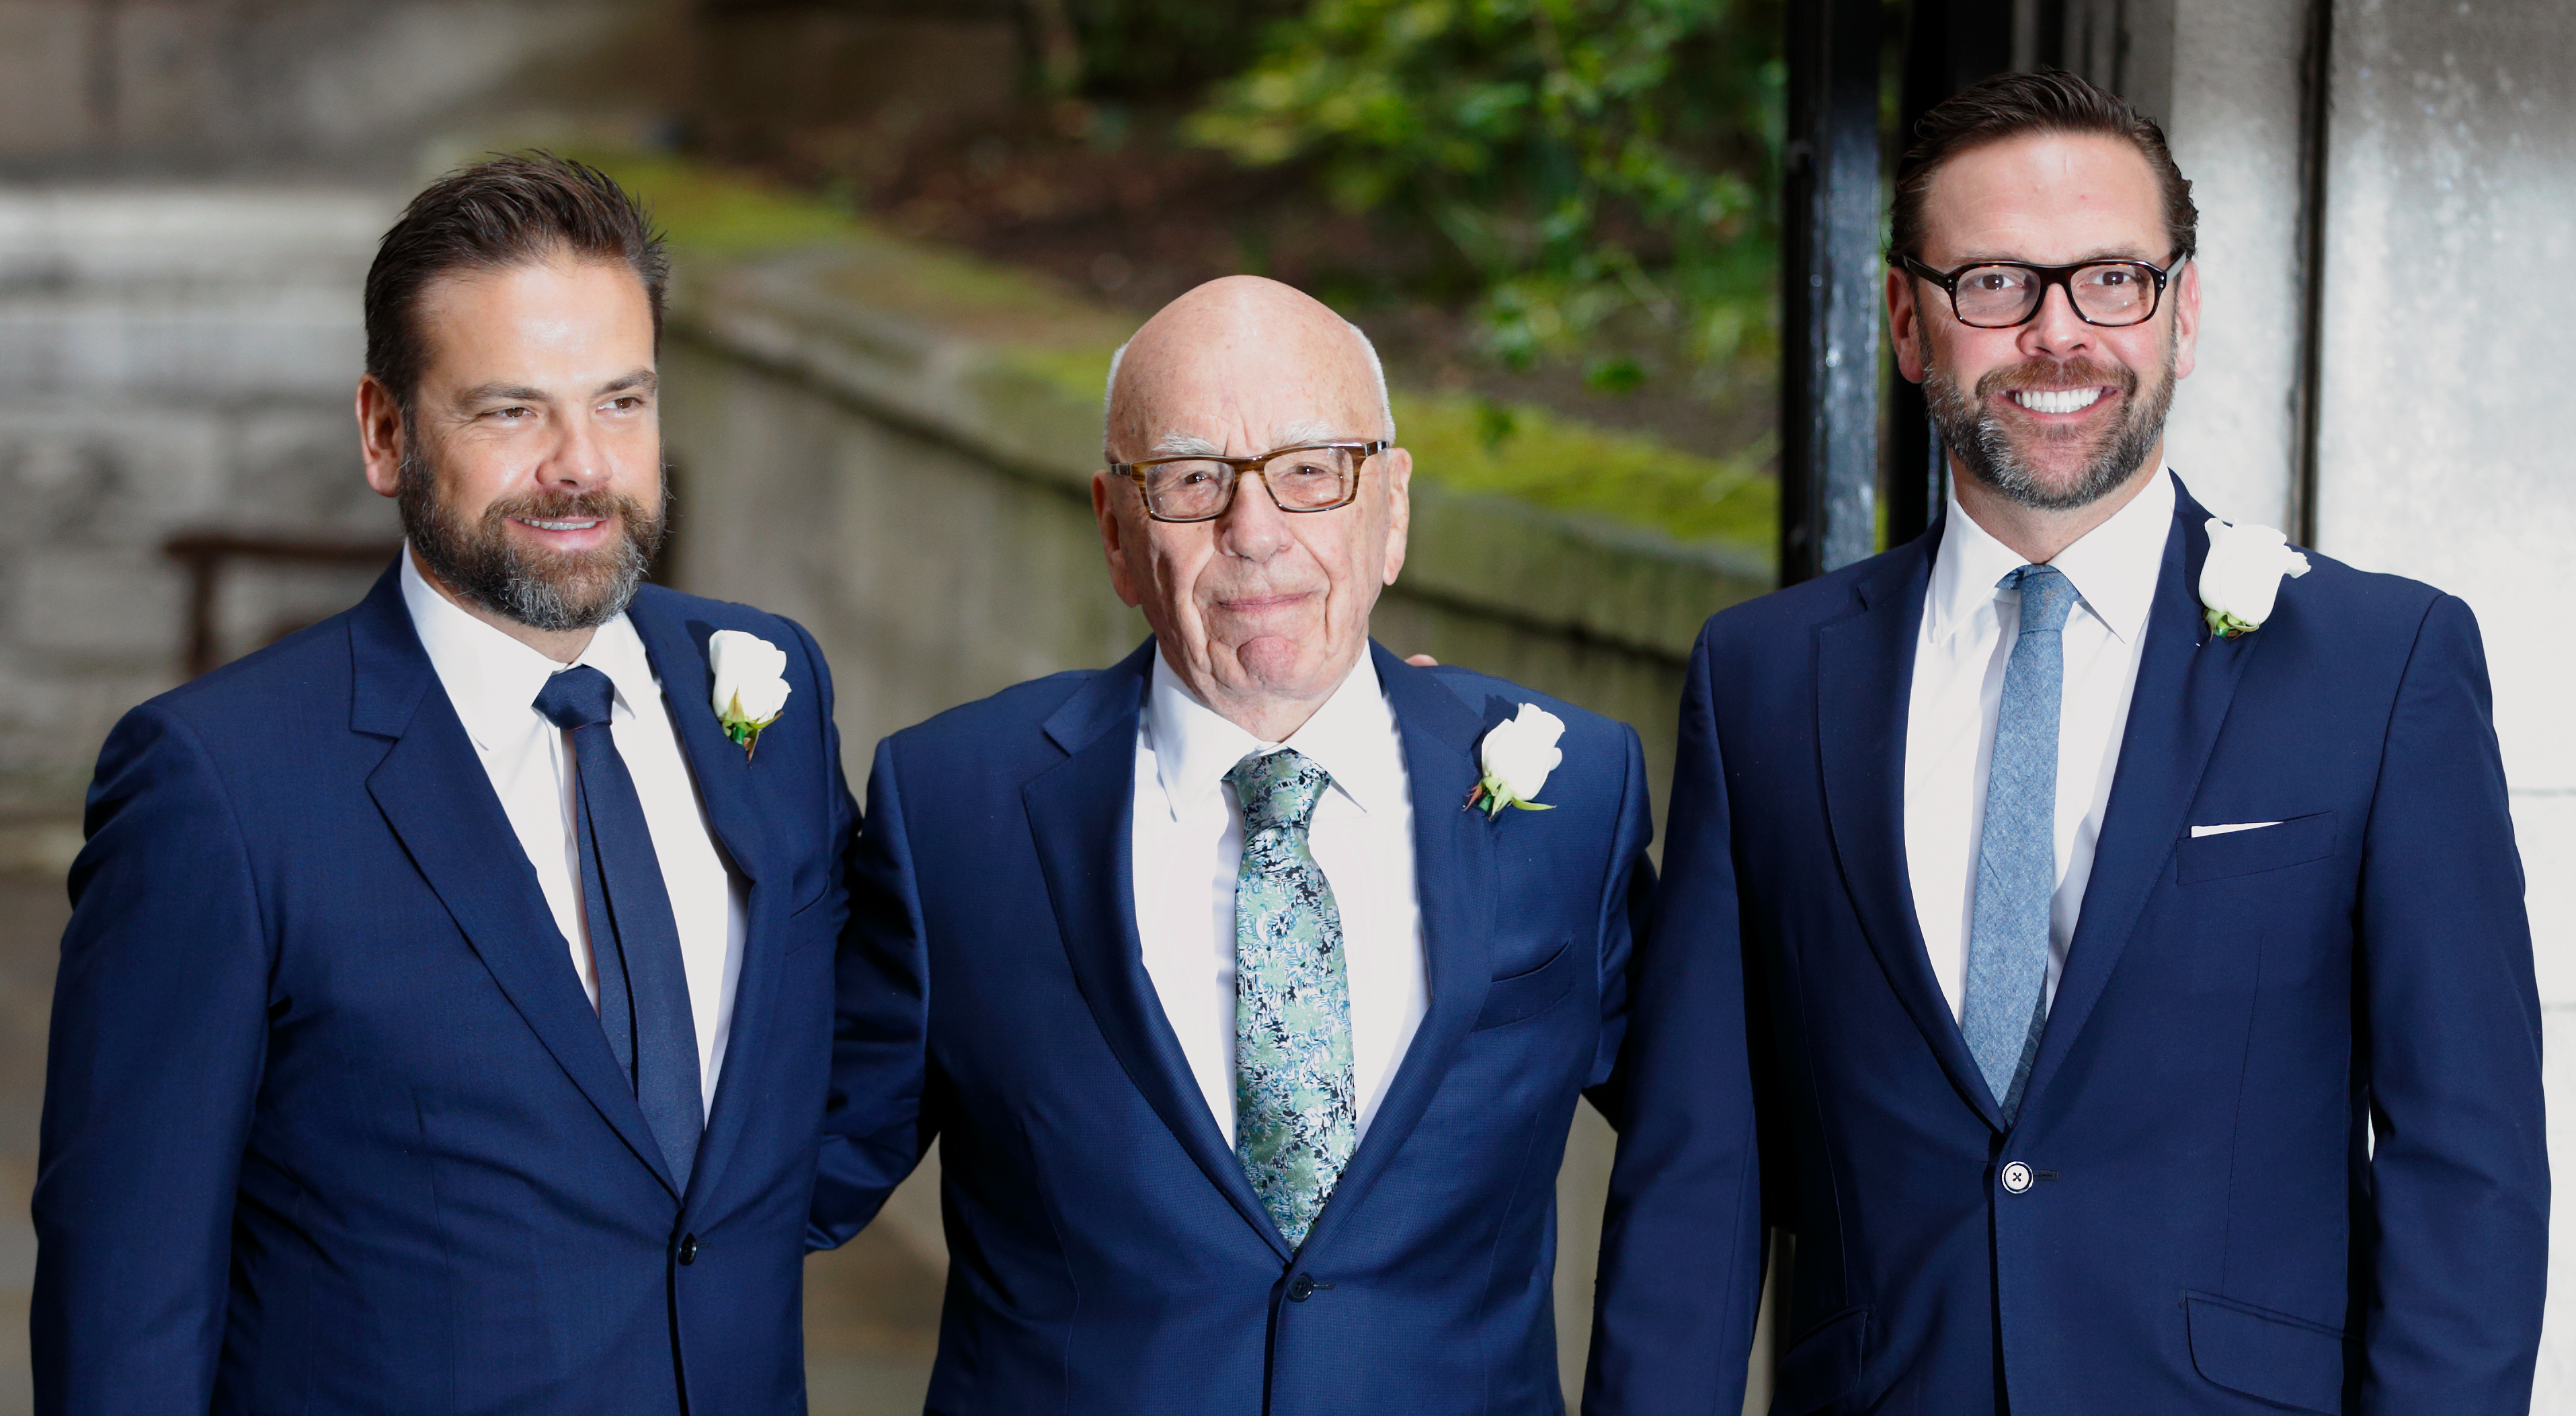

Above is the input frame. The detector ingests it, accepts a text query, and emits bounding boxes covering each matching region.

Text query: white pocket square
[2190,821,2282,838]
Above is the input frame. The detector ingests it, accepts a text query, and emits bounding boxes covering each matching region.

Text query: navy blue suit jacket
[813,641,1654,1415]
[1588,477,2546,1415]
[34,567,858,1415]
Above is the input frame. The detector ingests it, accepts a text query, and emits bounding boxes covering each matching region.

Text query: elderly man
[1588,70,2545,1415]
[812,275,1664,1413]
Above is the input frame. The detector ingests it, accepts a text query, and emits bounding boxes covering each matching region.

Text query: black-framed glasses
[1108,440,1390,524]
[1896,251,2186,329]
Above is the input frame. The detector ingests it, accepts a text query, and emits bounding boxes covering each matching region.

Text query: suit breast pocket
[1472,939,1580,1031]
[2177,811,2338,885]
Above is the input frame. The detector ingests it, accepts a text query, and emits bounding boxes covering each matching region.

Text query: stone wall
[0,185,399,826]
[0,0,679,180]
[0,0,696,846]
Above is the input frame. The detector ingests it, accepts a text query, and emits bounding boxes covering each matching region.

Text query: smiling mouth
[512,516,606,533]
[2009,387,2107,415]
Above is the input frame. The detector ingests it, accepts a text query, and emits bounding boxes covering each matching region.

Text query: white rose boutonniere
[709,629,793,760]
[2199,518,2312,639]
[1466,703,1565,819]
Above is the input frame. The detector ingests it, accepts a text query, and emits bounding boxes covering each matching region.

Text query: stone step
[0,186,395,292]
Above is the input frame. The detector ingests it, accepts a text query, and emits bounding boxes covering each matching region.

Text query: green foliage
[1189,0,1781,377]
[1061,0,1312,97]
[587,151,1774,552]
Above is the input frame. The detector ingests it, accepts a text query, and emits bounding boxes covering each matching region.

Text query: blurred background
[0,1,2567,1411]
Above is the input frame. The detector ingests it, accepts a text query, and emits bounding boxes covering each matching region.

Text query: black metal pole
[1780,0,1887,586]
[1887,0,2021,548]
[2288,0,2333,547]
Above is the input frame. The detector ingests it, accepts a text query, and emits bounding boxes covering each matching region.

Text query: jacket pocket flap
[2177,810,2337,884]
[1773,1305,1868,1414]
[2185,1292,2349,1413]
[1470,939,1578,1031]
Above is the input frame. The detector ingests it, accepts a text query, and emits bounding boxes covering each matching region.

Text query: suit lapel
[1027,643,1293,1259]
[2021,479,2257,1114]
[1295,645,1498,1258]
[1814,530,2010,1129]
[351,571,680,1194]
[626,592,783,1210]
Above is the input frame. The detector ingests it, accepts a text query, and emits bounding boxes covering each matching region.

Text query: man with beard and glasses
[34,155,860,1414]
[1586,70,2544,1415]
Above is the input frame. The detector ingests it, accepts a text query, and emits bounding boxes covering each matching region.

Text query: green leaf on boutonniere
[2204,606,2258,639]
[1468,702,1567,819]
[1464,773,1557,820]
[709,629,793,762]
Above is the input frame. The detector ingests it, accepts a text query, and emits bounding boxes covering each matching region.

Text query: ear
[1092,470,1144,608]
[1888,268,1929,385]
[2168,258,2202,381]
[358,375,406,499]
[1379,445,1412,586]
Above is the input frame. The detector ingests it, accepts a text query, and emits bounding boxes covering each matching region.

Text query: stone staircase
[0,184,402,811]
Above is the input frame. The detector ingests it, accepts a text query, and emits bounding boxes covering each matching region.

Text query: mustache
[481,488,643,528]
[1976,356,2140,399]
[397,451,665,632]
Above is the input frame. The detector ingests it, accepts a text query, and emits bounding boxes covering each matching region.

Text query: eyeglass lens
[1953,264,2159,327]
[1140,446,1359,520]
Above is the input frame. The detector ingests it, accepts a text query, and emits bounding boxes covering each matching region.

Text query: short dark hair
[363,153,669,411]
[1888,69,2196,268]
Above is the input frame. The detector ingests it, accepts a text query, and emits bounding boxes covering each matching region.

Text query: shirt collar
[1927,467,2174,646]
[1145,650,1402,823]
[399,548,660,750]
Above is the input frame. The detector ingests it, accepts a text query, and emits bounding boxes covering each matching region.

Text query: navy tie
[533,666,702,1190]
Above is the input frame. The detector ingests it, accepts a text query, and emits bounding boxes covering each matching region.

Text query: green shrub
[1189,0,1781,377]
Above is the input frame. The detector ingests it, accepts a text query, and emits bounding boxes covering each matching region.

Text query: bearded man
[1586,71,2546,1415]
[34,156,857,1413]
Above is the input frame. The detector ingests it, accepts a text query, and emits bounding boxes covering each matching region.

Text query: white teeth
[2011,387,2105,415]
[518,518,601,531]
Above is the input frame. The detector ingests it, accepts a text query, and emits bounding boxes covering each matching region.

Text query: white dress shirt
[401,552,748,1115]
[1131,652,1428,1146]
[1903,469,2173,1022]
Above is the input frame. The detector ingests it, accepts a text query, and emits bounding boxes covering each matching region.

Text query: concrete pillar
[2158,0,2314,528]
[2303,2,2576,1395]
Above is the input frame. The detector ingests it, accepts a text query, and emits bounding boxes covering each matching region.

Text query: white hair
[1102,315,1396,456]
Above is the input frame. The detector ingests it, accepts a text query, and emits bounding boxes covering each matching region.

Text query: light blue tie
[1963,563,2081,1122]
[1225,748,1357,1251]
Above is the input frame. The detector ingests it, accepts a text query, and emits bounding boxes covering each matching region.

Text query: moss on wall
[599,151,1775,557]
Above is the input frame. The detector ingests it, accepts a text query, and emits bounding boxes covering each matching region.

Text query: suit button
[1287,1275,1316,1302]
[677,1233,699,1265]
[2000,1162,2034,1195]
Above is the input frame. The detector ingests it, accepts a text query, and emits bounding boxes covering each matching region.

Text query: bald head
[1103,276,1393,462]
[1089,276,1414,742]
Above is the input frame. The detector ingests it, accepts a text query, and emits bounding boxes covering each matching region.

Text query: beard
[397,436,666,633]
[1921,331,2176,513]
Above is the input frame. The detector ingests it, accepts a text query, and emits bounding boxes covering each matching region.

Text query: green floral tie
[1225,748,1357,1250]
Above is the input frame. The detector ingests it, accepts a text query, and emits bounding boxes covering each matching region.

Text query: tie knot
[1226,749,1330,834]
[532,664,617,730]
[2000,563,2081,635]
